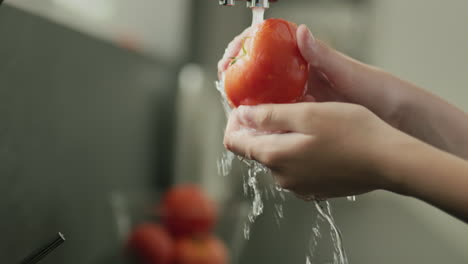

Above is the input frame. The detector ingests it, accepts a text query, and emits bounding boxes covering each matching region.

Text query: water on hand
[215,80,348,264]
[214,7,350,264]
[254,5,356,205]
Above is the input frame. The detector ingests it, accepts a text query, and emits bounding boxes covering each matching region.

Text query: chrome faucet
[219,0,274,8]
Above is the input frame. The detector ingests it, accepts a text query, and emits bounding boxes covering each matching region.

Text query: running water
[314,201,348,264]
[251,7,265,26]
[215,7,349,264]
[215,79,348,263]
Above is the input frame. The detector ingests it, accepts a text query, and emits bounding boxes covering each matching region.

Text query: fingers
[296,24,379,94]
[233,103,316,134]
[224,125,308,168]
[217,27,253,80]
[224,107,308,165]
[223,103,321,167]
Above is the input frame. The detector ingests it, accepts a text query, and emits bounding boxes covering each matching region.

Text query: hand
[295,25,407,127]
[219,23,468,221]
[219,25,468,159]
[218,25,405,127]
[295,25,468,159]
[224,102,408,198]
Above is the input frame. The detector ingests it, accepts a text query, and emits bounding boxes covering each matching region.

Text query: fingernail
[299,24,315,47]
[305,26,316,46]
[297,25,318,66]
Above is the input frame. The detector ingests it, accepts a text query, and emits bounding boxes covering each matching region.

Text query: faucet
[219,0,275,8]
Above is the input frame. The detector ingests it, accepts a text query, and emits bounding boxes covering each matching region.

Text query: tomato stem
[229,36,251,66]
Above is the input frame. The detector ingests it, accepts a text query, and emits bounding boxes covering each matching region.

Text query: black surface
[0,6,177,264]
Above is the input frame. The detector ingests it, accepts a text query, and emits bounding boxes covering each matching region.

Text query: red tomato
[225,18,309,107]
[174,236,228,264]
[128,223,174,264]
[160,184,217,237]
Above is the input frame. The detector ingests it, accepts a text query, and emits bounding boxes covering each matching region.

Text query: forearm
[382,136,468,222]
[351,63,468,159]
[392,77,468,159]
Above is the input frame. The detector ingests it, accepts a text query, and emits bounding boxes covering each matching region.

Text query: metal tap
[219,0,275,8]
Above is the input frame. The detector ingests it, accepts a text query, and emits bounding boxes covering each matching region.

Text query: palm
[305,67,347,103]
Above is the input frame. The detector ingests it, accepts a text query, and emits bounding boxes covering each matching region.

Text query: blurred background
[1,0,468,263]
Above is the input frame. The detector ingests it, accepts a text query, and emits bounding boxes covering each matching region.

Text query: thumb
[296,24,371,89]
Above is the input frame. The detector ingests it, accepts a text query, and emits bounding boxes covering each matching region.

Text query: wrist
[382,76,418,130]
[386,76,434,133]
[372,130,423,195]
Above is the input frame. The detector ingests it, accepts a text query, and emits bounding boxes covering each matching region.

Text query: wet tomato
[225,18,308,107]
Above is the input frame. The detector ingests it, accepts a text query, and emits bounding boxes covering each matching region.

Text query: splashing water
[217,151,235,177]
[313,201,348,264]
[215,79,349,263]
[243,222,250,240]
[214,7,350,264]
[216,80,272,239]
[248,164,264,219]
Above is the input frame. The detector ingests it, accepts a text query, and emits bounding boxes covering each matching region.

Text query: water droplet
[264,187,270,200]
[270,185,277,198]
[275,184,283,192]
[312,227,321,238]
[244,222,250,240]
[274,203,284,218]
[252,191,263,217]
[279,190,286,201]
[248,213,255,223]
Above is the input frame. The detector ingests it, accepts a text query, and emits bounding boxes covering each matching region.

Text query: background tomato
[128,223,174,264]
[160,184,217,237]
[174,235,228,264]
[225,18,309,107]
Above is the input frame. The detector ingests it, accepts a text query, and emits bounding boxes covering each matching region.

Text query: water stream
[214,8,349,264]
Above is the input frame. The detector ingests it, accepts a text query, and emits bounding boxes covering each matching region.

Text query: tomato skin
[128,223,174,264]
[225,18,308,108]
[160,185,217,237]
[174,236,228,264]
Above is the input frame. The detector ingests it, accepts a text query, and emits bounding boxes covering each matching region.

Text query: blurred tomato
[160,184,217,237]
[225,18,308,107]
[128,223,174,264]
[174,235,228,264]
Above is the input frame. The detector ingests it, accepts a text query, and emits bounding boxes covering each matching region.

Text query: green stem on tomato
[229,36,251,66]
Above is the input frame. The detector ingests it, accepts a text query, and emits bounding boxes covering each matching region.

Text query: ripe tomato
[224,18,308,107]
[128,223,174,264]
[174,235,228,264]
[160,184,217,237]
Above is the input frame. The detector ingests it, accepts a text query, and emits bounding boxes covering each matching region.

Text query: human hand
[224,102,409,198]
[218,25,405,127]
[219,23,468,220]
[295,25,409,127]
